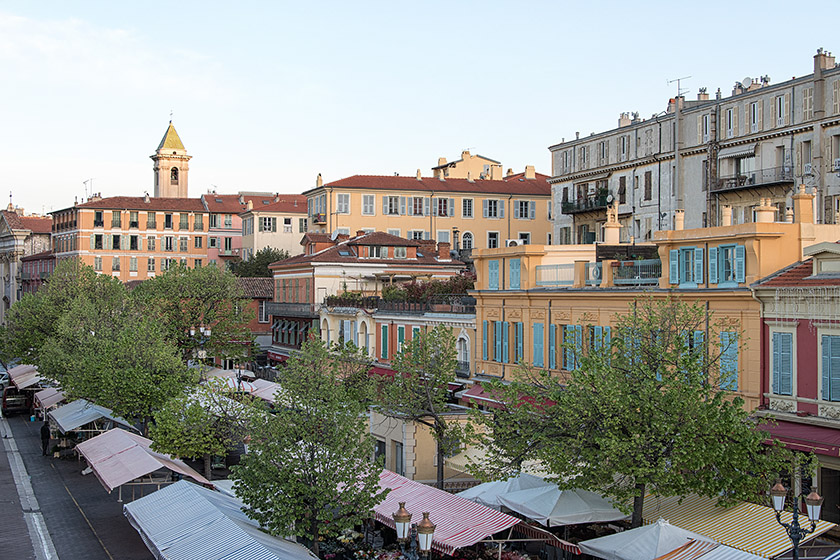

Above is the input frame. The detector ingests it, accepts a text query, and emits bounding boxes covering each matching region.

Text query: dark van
[1,386,31,416]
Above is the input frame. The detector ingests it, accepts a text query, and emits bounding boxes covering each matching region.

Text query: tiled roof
[2,211,52,233]
[236,277,274,299]
[72,196,206,212]
[308,173,552,196]
[243,196,308,215]
[754,258,840,287]
[20,250,54,262]
[346,231,420,247]
[156,122,185,151]
[301,232,333,244]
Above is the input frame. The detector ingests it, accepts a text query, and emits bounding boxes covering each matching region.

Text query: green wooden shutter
[669,249,679,284]
[502,321,509,363]
[735,245,746,282]
[483,320,488,360]
[397,326,405,351]
[549,324,556,369]
[381,324,388,360]
[533,323,544,367]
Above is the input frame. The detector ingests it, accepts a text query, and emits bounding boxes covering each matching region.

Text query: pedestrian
[40,421,50,456]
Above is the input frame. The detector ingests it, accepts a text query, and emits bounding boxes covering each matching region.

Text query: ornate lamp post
[392,502,435,560]
[190,326,212,380]
[770,480,823,560]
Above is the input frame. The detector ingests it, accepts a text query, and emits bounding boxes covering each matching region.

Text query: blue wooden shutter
[772,332,781,394]
[720,332,739,390]
[564,326,573,369]
[502,321,509,363]
[488,260,499,290]
[575,325,583,368]
[708,247,718,284]
[494,321,503,361]
[499,200,504,218]
[431,197,438,216]
[831,336,840,402]
[529,201,536,219]
[823,335,831,400]
[448,198,455,217]
[424,198,430,216]
[383,197,388,215]
[482,199,488,218]
[352,321,358,346]
[483,320,488,360]
[533,323,544,367]
[669,249,679,284]
[399,197,406,215]
[549,324,556,369]
[516,322,524,363]
[593,326,603,350]
[604,326,611,346]
[694,248,704,284]
[509,259,521,290]
[778,332,793,395]
[514,203,520,219]
[735,245,746,282]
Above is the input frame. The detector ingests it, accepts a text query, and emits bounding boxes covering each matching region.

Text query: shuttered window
[488,260,500,290]
[772,332,793,396]
[719,332,739,391]
[532,323,544,367]
[509,258,521,290]
[822,335,840,402]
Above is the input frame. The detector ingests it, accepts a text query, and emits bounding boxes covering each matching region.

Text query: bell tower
[151,121,191,198]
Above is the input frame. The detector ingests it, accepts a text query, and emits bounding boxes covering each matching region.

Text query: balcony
[324,294,380,309]
[93,220,104,228]
[712,166,793,193]
[129,221,139,228]
[536,263,575,287]
[455,360,470,378]
[39,270,51,280]
[377,295,476,315]
[265,301,318,319]
[312,213,327,225]
[111,220,122,228]
[561,192,611,215]
[611,259,661,285]
[218,248,241,257]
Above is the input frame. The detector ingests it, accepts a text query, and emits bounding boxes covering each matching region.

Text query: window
[803,87,814,120]
[435,198,452,217]
[129,211,139,228]
[164,236,174,252]
[725,107,736,139]
[370,246,389,258]
[387,228,401,237]
[822,335,840,401]
[394,246,407,258]
[259,217,276,232]
[509,258,521,289]
[93,234,103,250]
[224,214,232,228]
[224,237,232,251]
[580,145,588,168]
[194,259,202,268]
[619,176,627,204]
[381,324,389,360]
[437,231,450,243]
[533,323,544,368]
[462,198,473,218]
[209,214,220,228]
[393,441,404,476]
[409,197,423,216]
[719,332,739,390]
[130,235,139,251]
[145,257,154,272]
[94,257,102,271]
[177,237,187,252]
[488,232,499,249]
[397,326,405,352]
[564,325,583,370]
[709,244,745,286]
[164,214,173,230]
[461,232,473,249]
[772,331,793,396]
[283,218,292,233]
[515,200,535,220]
[111,211,121,228]
[129,257,137,272]
[194,237,202,248]
[193,214,203,231]
[179,213,189,230]
[483,199,503,219]
[408,230,424,240]
[620,135,628,160]
[384,196,401,215]
[488,259,500,290]
[94,211,104,227]
[644,171,652,201]
[668,247,703,287]
[112,257,120,271]
[519,232,530,244]
[299,218,308,233]
[337,193,350,214]
[749,102,760,133]
[171,167,179,183]
[362,195,375,215]
[514,322,524,363]
[598,141,607,165]
[776,95,786,127]
[112,234,121,250]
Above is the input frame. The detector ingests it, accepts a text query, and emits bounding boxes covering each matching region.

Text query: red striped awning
[759,420,840,457]
[374,470,519,555]
[461,384,504,409]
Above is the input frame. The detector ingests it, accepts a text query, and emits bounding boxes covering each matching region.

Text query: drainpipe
[508,194,513,241]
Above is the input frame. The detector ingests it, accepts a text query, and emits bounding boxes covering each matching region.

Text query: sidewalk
[1,414,152,559]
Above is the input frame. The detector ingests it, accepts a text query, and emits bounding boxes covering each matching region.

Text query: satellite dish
[742,76,753,88]
[330,230,339,241]
[606,194,614,203]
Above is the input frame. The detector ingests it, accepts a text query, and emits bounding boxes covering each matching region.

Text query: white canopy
[8,364,41,389]
[48,399,134,434]
[579,519,715,560]
[497,484,627,526]
[457,473,548,509]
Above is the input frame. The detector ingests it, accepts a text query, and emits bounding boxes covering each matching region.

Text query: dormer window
[171,167,179,184]
[370,246,388,258]
[816,258,840,274]
[394,247,407,258]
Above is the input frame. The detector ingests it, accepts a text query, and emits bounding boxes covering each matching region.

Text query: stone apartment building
[0,207,52,323]
[550,49,840,245]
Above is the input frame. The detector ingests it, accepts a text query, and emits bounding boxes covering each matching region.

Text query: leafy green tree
[471,297,789,527]
[231,337,385,556]
[378,325,459,489]
[230,247,290,277]
[132,263,254,364]
[150,379,258,480]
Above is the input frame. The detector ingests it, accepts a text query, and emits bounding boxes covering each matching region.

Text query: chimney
[792,185,815,224]
[786,207,794,223]
[674,209,685,231]
[467,171,474,183]
[416,169,422,181]
[815,48,836,74]
[575,131,580,140]
[618,112,632,127]
[437,157,447,167]
[274,193,280,202]
[437,242,451,260]
[754,198,776,223]
[246,200,253,211]
[490,165,503,180]
[356,230,366,238]
[238,194,245,205]
[143,192,150,204]
[417,239,435,254]
[336,233,350,243]
[316,173,323,188]
[721,205,733,226]
[697,88,709,101]
[506,168,514,177]
[524,165,536,180]
[461,150,471,160]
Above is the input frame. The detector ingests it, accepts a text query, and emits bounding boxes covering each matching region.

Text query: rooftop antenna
[169,109,174,122]
[83,178,94,199]
[668,76,691,97]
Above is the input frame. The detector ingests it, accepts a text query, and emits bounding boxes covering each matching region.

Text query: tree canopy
[231,336,385,555]
[470,297,789,527]
[229,247,290,277]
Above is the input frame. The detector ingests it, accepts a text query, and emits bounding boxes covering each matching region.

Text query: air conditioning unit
[506,239,524,247]
[804,162,813,176]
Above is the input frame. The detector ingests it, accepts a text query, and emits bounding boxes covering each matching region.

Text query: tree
[378,325,459,489]
[150,379,258,480]
[471,297,789,527]
[230,336,386,556]
[230,247,290,277]
[132,263,255,364]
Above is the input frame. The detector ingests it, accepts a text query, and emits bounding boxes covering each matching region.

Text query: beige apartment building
[550,48,840,245]
[240,195,309,259]
[304,164,553,251]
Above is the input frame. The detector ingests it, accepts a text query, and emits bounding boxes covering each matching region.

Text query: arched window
[171,167,179,183]
[456,335,470,364]
[461,232,473,249]
[321,318,330,345]
[359,321,369,355]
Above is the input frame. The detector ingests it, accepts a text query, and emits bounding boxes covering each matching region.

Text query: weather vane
[169,109,174,122]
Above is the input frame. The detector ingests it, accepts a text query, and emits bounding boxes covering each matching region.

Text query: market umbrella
[579,518,713,560]
[457,473,549,509]
[497,484,627,526]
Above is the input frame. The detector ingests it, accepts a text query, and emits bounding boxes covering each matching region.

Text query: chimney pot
[437,241,451,260]
[416,169,422,181]
[524,165,536,180]
[316,173,323,188]
[674,209,685,231]
[356,230,366,238]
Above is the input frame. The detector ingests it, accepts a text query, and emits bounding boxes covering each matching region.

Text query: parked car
[1,386,31,416]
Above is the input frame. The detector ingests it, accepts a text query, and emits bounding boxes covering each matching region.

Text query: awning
[497,485,627,526]
[759,419,840,457]
[9,364,41,389]
[267,351,288,362]
[461,384,504,409]
[655,540,765,560]
[34,387,65,409]
[374,469,520,555]
[370,366,395,378]
[251,378,285,404]
[76,428,210,493]
[124,480,318,560]
[718,144,756,160]
[642,494,835,558]
[48,399,135,434]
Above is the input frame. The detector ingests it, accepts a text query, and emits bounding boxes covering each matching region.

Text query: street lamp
[190,326,212,380]
[392,502,435,559]
[770,480,823,560]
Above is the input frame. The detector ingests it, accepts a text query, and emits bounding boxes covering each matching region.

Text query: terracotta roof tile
[236,277,274,299]
[301,232,332,244]
[2,211,52,233]
[307,173,552,196]
[20,250,54,262]
[347,231,420,247]
[243,196,308,214]
[754,259,840,287]
[71,196,206,212]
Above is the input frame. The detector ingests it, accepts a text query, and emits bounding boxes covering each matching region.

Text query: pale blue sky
[1,1,837,214]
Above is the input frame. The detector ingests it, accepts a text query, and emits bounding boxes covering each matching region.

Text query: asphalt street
[0,413,153,560]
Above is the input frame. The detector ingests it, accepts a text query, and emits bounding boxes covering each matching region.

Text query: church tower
[151,121,191,198]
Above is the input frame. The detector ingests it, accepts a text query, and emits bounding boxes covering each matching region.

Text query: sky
[1,1,838,215]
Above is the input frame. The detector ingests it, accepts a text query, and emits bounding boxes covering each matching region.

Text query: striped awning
[374,470,520,555]
[654,540,764,560]
[642,494,835,558]
[34,387,65,409]
[717,144,756,160]
[9,364,41,389]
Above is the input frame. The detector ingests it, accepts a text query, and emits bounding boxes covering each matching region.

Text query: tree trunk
[204,453,212,481]
[631,482,645,528]
[435,423,445,490]
[310,517,320,557]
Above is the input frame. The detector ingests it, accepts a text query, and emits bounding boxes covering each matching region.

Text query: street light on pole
[392,502,435,560]
[770,480,823,560]
[190,326,212,381]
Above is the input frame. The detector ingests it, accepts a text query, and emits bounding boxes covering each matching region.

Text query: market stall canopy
[374,469,520,555]
[642,494,836,558]
[445,446,546,478]
[654,540,766,560]
[48,399,135,434]
[497,484,627,526]
[457,473,549,509]
[250,379,286,404]
[76,428,210,493]
[34,387,66,409]
[124,480,318,560]
[579,518,715,560]
[8,364,41,389]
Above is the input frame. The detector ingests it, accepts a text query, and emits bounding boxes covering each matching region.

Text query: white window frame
[258,300,270,323]
[776,95,785,127]
[726,108,735,139]
[337,193,350,214]
[750,102,759,133]
[461,231,473,249]
[394,246,407,258]
[437,230,450,243]
[385,196,400,215]
[769,325,796,398]
[702,114,711,142]
[462,198,473,218]
[487,231,499,249]
[387,228,401,237]
[362,195,375,216]
[487,199,499,219]
[819,326,840,402]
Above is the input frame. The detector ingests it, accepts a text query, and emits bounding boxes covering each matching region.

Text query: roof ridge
[752,258,810,287]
